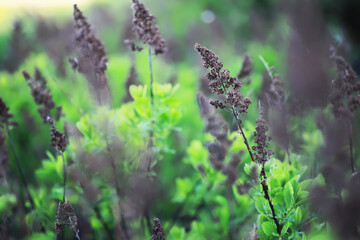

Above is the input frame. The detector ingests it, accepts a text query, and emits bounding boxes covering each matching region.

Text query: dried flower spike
[131,0,167,54]
[194,43,251,116]
[4,20,31,73]
[48,117,67,154]
[0,132,9,185]
[22,69,59,123]
[123,63,139,103]
[197,93,233,172]
[252,104,273,164]
[151,217,165,240]
[0,98,18,128]
[124,39,143,52]
[330,56,360,119]
[55,201,80,240]
[71,4,110,104]
[237,53,253,79]
[330,55,360,173]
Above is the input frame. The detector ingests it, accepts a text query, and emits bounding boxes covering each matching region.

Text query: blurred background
[1,0,360,239]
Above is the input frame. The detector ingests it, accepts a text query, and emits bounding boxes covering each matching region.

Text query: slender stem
[6,125,35,209]
[147,45,156,171]
[348,122,355,173]
[220,83,280,234]
[221,83,255,162]
[260,163,281,235]
[227,186,236,240]
[145,210,152,235]
[94,205,113,240]
[106,144,130,240]
[45,69,84,116]
[61,153,66,202]
[166,179,202,233]
[148,45,154,107]
[231,105,255,162]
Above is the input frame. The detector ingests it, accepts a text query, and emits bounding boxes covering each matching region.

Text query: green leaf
[295,207,302,226]
[313,173,325,186]
[280,222,292,236]
[0,194,16,214]
[244,163,251,175]
[298,179,312,191]
[255,197,268,215]
[256,230,268,239]
[262,221,277,236]
[284,182,294,209]
[270,178,281,188]
[302,233,307,240]
[294,199,308,208]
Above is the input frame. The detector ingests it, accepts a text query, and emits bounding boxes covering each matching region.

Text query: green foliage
[1,1,358,239]
[251,159,325,239]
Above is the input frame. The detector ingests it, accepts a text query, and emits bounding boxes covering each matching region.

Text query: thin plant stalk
[6,124,35,209]
[260,162,281,234]
[94,205,114,240]
[147,44,156,171]
[105,141,130,240]
[220,83,255,162]
[148,45,154,107]
[61,153,66,202]
[348,122,355,173]
[45,69,84,116]
[220,83,281,234]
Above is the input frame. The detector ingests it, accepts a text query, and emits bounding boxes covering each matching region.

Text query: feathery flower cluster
[48,117,67,154]
[0,132,9,185]
[4,20,31,73]
[195,43,252,116]
[131,0,167,54]
[330,56,360,119]
[0,98,16,185]
[36,20,73,77]
[124,39,143,52]
[70,4,110,104]
[252,105,273,163]
[197,93,241,185]
[0,98,18,128]
[22,69,63,123]
[151,217,165,240]
[123,63,139,103]
[237,53,253,79]
[55,201,80,239]
[197,93,231,169]
[270,74,285,99]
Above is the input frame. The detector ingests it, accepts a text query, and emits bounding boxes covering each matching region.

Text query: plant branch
[61,153,67,202]
[220,82,280,234]
[221,83,255,162]
[348,122,355,173]
[45,69,84,116]
[94,205,114,240]
[106,143,130,240]
[260,162,281,235]
[6,124,35,209]
[148,45,154,107]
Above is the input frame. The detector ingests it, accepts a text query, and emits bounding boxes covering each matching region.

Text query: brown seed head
[195,43,251,116]
[48,117,67,154]
[237,53,253,79]
[131,0,166,54]
[152,217,165,240]
[71,4,110,104]
[55,201,80,239]
[330,56,360,119]
[22,69,58,123]
[0,98,18,128]
[252,104,273,163]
